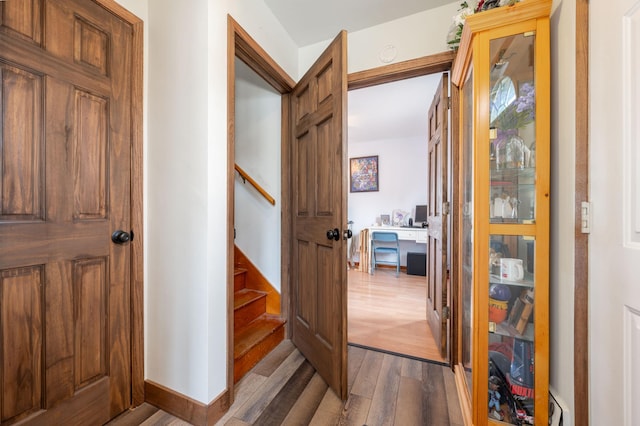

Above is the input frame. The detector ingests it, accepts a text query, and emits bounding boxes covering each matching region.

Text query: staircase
[233,267,286,382]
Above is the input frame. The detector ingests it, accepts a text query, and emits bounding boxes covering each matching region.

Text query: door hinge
[581,201,591,234]
[447,96,451,109]
[442,202,450,215]
[443,306,450,320]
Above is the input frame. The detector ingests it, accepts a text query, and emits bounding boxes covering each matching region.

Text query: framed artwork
[350,155,379,192]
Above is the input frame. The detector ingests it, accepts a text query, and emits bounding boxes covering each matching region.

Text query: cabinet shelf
[491,167,536,181]
[491,322,534,342]
[489,273,534,288]
[490,167,536,223]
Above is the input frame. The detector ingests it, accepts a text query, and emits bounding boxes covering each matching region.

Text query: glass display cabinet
[451,0,550,424]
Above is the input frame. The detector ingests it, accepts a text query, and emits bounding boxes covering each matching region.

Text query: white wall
[144,0,213,404]
[347,73,439,266]
[549,0,576,420]
[299,1,460,75]
[234,59,282,291]
[227,3,299,79]
[348,137,428,265]
[115,0,298,405]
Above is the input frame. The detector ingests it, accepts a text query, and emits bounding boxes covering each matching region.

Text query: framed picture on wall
[350,155,379,192]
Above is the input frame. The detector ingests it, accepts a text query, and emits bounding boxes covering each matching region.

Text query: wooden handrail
[234,164,276,205]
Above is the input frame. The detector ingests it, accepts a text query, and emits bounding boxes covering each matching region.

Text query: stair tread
[234,267,248,275]
[234,288,267,310]
[234,314,286,358]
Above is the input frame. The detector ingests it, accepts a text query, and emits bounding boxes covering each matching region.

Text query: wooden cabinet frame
[451,1,551,424]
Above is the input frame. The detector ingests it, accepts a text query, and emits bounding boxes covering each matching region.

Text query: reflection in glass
[488,33,537,225]
[461,67,474,396]
[490,76,516,123]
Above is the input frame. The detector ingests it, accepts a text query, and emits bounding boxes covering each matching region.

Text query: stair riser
[234,297,267,329]
[234,271,247,292]
[234,325,285,383]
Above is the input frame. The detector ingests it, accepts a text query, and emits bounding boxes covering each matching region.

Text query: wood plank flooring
[348,268,445,363]
[108,340,463,426]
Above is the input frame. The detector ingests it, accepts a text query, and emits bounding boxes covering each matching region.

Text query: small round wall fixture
[378,44,397,63]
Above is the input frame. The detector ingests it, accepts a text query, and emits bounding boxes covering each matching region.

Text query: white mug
[500,258,524,281]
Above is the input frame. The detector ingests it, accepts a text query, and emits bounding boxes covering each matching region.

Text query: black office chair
[371,232,400,277]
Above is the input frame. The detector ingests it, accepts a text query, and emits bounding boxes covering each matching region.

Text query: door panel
[0,0,133,423]
[1,267,43,422]
[74,258,108,389]
[427,73,449,359]
[291,31,348,399]
[1,0,42,43]
[0,64,43,221]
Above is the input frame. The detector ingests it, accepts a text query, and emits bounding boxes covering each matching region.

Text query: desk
[367,225,428,244]
[364,226,428,273]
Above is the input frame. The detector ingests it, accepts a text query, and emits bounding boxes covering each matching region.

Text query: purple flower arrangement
[493,82,536,130]
[515,82,535,122]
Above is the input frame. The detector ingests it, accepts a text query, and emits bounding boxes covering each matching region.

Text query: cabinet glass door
[461,65,474,397]
[487,31,537,425]
[488,235,535,424]
[489,33,536,225]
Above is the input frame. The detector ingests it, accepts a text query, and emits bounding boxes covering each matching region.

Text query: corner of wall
[548,0,577,419]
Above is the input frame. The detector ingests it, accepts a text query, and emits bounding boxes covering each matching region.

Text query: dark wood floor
[108,340,463,426]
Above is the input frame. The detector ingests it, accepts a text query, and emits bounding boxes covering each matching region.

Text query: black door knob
[111,230,131,244]
[343,229,353,240]
[326,228,340,241]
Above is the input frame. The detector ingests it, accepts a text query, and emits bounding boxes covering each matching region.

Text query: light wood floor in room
[108,340,463,426]
[348,267,445,363]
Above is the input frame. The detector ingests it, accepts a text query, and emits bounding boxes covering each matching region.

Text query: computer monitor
[414,205,428,224]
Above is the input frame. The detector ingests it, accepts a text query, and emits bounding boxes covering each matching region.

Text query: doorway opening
[227,16,297,398]
[227,14,457,401]
[346,73,449,364]
[232,57,288,384]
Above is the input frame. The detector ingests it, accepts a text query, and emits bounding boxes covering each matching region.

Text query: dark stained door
[427,73,449,359]
[0,0,133,423]
[290,31,348,399]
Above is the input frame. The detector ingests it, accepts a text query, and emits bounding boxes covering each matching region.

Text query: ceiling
[264,0,454,47]
[348,74,441,144]
[236,57,442,144]
[256,0,450,144]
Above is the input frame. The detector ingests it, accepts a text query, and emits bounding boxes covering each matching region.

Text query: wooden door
[290,31,348,399]
[427,73,449,359]
[0,0,133,424]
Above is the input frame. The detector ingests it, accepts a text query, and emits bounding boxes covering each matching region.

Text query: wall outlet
[549,389,571,426]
